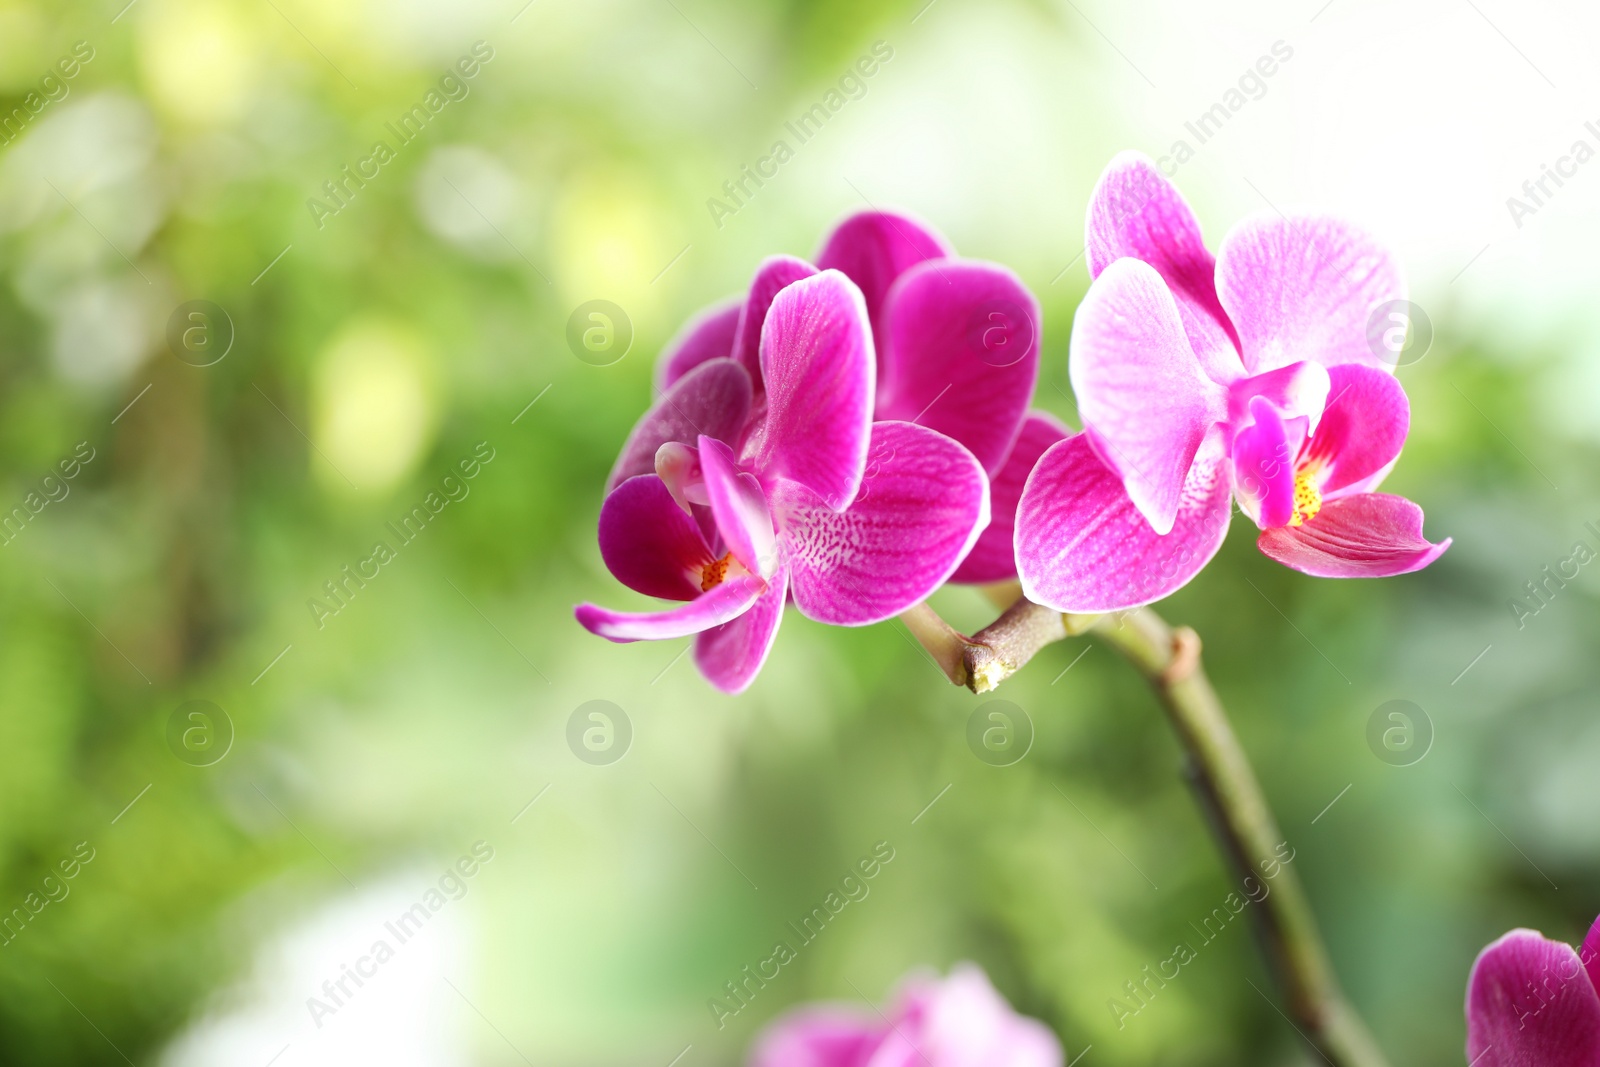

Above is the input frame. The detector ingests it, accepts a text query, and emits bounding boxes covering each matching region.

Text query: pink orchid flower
[750,964,1060,1067]
[1015,152,1450,612]
[1465,912,1600,1065]
[576,271,989,693]
[628,209,1044,584]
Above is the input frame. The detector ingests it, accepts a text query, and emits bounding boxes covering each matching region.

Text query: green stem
[951,600,1390,1067]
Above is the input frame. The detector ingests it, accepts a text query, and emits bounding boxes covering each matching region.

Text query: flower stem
[954,600,1389,1066]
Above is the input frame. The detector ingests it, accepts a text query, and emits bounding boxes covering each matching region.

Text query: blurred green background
[0,0,1596,1063]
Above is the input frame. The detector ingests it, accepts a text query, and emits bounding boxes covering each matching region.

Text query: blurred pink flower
[1016,152,1450,613]
[1465,912,1600,1066]
[750,964,1060,1067]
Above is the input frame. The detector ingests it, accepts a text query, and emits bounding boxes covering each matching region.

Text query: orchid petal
[698,436,779,579]
[1231,397,1310,530]
[1466,929,1600,1067]
[1226,360,1331,432]
[1016,431,1233,613]
[776,421,988,626]
[608,358,753,491]
[731,255,819,387]
[1086,151,1242,383]
[748,270,875,511]
[1215,212,1406,375]
[952,412,1070,584]
[1585,915,1600,1003]
[655,298,741,392]
[816,209,952,343]
[574,575,764,643]
[1257,492,1450,577]
[596,475,714,601]
[1306,362,1410,498]
[1070,257,1229,535]
[694,563,788,694]
[878,259,1041,475]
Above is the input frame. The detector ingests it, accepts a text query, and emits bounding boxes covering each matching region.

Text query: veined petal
[748,270,875,511]
[694,563,788,694]
[597,475,715,601]
[1086,151,1242,383]
[1306,362,1410,497]
[1070,257,1229,535]
[732,255,818,387]
[1215,212,1406,375]
[698,436,779,579]
[574,575,764,643]
[608,358,753,491]
[815,209,952,343]
[1016,430,1232,614]
[877,259,1041,475]
[951,411,1070,584]
[655,298,741,392]
[775,421,988,626]
[1257,492,1449,577]
[1467,929,1600,1067]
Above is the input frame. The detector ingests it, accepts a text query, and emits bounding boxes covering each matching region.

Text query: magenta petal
[608,358,754,491]
[655,298,741,392]
[694,563,788,694]
[776,421,988,626]
[749,1006,882,1067]
[1016,431,1233,613]
[883,965,1062,1067]
[877,259,1041,475]
[1231,397,1309,530]
[952,411,1070,584]
[1215,212,1406,375]
[1085,151,1242,383]
[1070,257,1229,535]
[698,436,779,579]
[733,255,819,386]
[815,209,952,343]
[1585,915,1600,1000]
[1257,492,1450,577]
[1466,929,1600,1067]
[574,575,764,643]
[1306,363,1410,497]
[597,475,714,601]
[1226,360,1331,431]
[748,271,875,511]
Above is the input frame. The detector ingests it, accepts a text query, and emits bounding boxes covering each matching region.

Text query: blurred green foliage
[0,0,1594,1064]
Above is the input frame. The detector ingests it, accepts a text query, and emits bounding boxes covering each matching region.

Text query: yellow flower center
[1290,467,1323,527]
[701,551,735,592]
